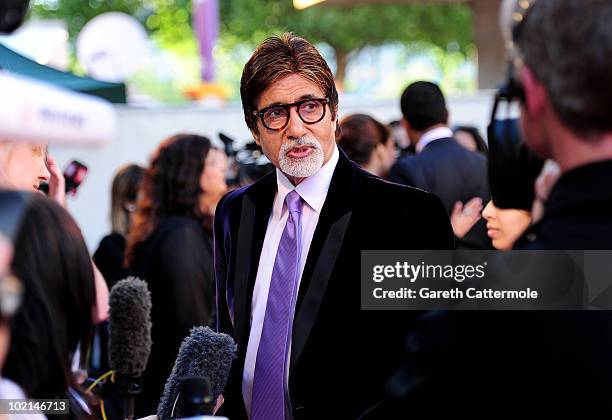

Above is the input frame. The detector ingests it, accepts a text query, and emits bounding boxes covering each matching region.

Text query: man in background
[389,81,490,249]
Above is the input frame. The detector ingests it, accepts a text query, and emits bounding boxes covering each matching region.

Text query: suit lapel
[290,151,355,373]
[234,173,277,348]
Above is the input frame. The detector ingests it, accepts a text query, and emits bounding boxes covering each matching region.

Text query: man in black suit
[389,82,490,250]
[214,33,454,420]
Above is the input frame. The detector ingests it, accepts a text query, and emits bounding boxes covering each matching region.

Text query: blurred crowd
[1,0,612,418]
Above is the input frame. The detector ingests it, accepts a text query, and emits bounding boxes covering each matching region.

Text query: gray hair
[515,0,612,138]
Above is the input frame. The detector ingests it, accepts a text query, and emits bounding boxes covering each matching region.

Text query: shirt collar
[274,145,339,220]
[416,126,454,154]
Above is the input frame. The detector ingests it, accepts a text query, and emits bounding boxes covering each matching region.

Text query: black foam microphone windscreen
[108,277,152,377]
[0,0,30,34]
[157,326,237,420]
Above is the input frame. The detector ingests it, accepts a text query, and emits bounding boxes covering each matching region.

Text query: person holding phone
[0,142,66,206]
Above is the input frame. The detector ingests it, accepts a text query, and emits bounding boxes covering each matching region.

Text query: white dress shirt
[242,146,340,417]
[415,126,454,154]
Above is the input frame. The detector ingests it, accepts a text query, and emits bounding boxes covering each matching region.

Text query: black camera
[487,0,543,211]
[218,133,275,188]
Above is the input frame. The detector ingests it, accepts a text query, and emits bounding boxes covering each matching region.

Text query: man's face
[252,74,337,183]
[0,142,50,192]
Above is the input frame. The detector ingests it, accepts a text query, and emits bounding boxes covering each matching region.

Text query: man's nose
[285,106,307,139]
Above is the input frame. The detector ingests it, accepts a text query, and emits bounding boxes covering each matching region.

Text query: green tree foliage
[32,0,473,88]
[32,0,148,39]
[220,0,474,85]
[32,0,193,51]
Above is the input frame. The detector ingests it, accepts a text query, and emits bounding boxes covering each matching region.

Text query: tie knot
[285,190,303,214]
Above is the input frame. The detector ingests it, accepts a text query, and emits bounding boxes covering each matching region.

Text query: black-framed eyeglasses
[253,97,329,131]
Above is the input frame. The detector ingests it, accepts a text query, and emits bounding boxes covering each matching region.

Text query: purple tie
[251,190,303,420]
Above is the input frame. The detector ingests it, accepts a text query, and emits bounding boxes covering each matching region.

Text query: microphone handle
[124,395,135,420]
[115,374,142,420]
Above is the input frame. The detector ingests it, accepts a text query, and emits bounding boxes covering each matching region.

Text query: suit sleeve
[405,192,455,250]
[214,193,233,335]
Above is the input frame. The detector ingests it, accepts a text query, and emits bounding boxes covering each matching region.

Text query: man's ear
[520,66,547,116]
[331,105,339,122]
[251,129,261,146]
[374,142,385,161]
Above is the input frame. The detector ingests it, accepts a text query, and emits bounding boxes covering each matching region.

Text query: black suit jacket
[517,160,612,249]
[389,137,491,250]
[215,151,454,419]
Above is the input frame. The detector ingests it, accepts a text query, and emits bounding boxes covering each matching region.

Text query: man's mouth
[286,146,314,159]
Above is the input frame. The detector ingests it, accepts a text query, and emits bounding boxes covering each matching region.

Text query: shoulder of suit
[220,171,274,205]
[392,153,418,167]
[217,171,276,223]
[395,139,486,163]
[447,138,488,160]
[354,166,431,201]
[218,185,248,210]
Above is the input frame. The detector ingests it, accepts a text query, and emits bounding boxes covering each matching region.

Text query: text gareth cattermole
[372,261,487,283]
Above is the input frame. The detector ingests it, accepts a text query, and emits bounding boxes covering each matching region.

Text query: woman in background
[338,114,396,178]
[0,142,108,323]
[0,142,66,206]
[125,134,228,416]
[90,164,145,385]
[93,164,145,289]
[0,142,50,193]
[4,195,96,419]
[482,200,532,250]
[0,232,41,418]
[453,125,489,155]
[483,160,561,250]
